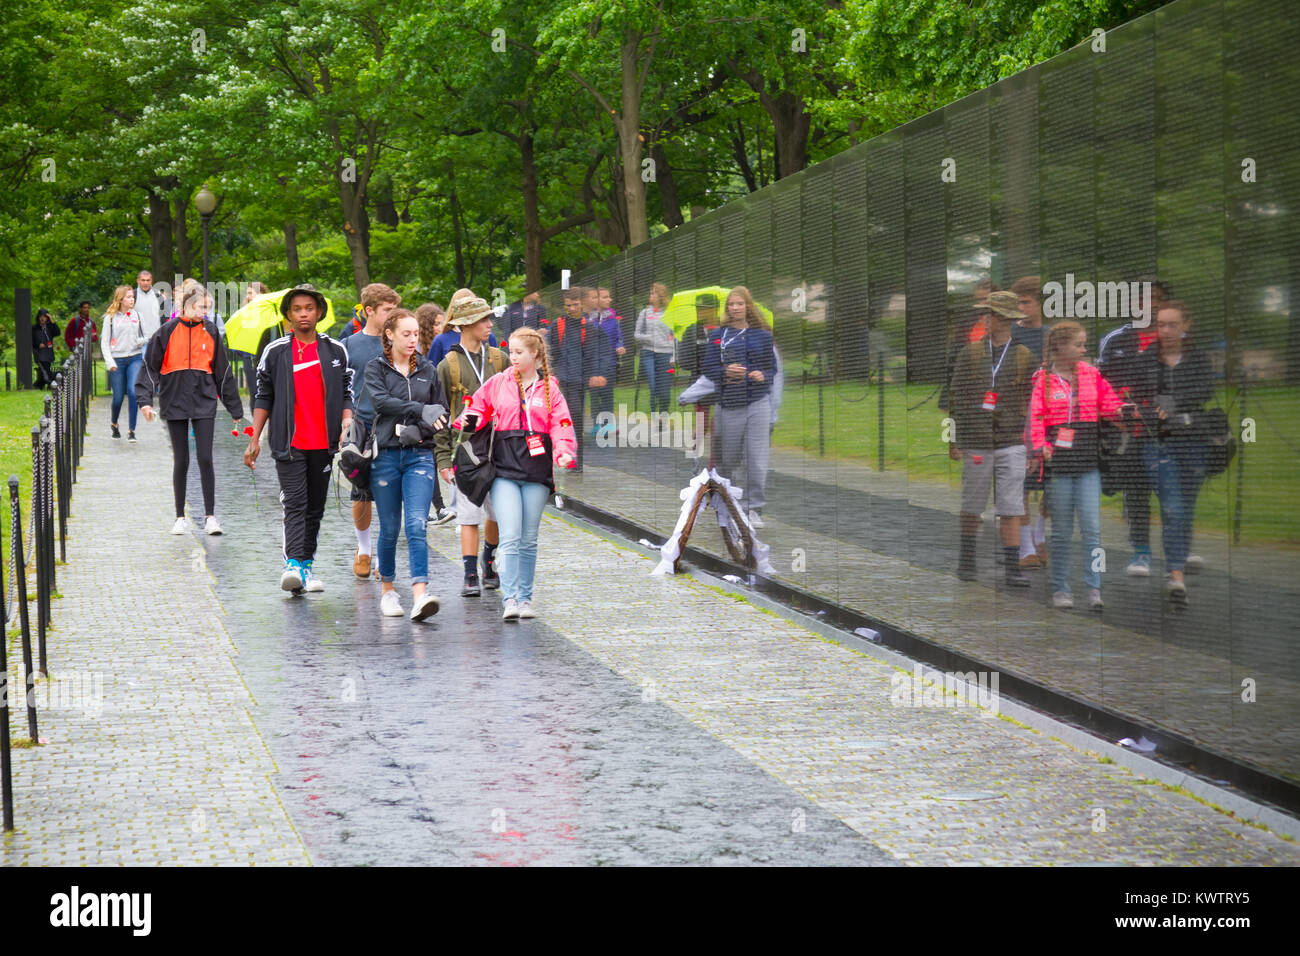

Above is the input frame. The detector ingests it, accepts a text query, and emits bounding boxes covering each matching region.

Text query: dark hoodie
[364,352,448,451]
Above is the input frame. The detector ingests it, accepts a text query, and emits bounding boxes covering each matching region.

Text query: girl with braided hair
[457,326,577,620]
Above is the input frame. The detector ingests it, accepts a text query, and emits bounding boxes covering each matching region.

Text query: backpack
[446,345,507,410]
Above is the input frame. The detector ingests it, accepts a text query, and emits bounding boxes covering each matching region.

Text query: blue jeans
[641,351,672,414]
[108,353,143,430]
[1046,468,1102,594]
[371,448,437,584]
[489,477,550,602]
[1143,442,1205,573]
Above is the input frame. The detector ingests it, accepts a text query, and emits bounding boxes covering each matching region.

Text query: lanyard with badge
[519,378,547,457]
[983,339,1012,411]
[1054,374,1078,449]
[461,345,488,387]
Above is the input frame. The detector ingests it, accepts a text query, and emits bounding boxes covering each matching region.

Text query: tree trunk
[173,195,193,280]
[146,184,175,282]
[338,173,371,294]
[619,31,649,247]
[284,222,300,273]
[760,89,810,180]
[446,160,466,288]
[731,121,759,193]
[651,142,683,228]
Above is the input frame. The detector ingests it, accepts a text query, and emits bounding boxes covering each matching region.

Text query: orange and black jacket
[135,316,244,422]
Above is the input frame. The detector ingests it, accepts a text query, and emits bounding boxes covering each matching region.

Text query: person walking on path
[1027,320,1128,611]
[135,269,165,341]
[344,282,401,579]
[32,308,60,387]
[244,284,354,593]
[590,286,626,435]
[948,291,1037,588]
[434,290,508,597]
[415,301,455,527]
[459,326,576,620]
[704,286,776,529]
[100,285,146,441]
[1129,300,1214,606]
[544,288,611,471]
[635,282,674,415]
[65,300,98,351]
[364,309,448,621]
[137,280,245,535]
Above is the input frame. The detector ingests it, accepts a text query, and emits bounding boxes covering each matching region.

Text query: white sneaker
[748,510,765,529]
[1087,588,1104,611]
[502,598,520,621]
[301,563,324,592]
[204,515,223,535]
[410,592,440,621]
[170,517,189,535]
[517,600,536,619]
[279,561,304,592]
[380,590,404,617]
[1186,554,1205,573]
[1125,555,1151,577]
[1052,591,1074,609]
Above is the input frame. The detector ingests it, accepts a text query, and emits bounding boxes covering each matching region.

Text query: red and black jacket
[135,316,243,422]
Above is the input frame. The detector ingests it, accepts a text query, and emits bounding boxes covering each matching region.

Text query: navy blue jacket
[703,326,775,408]
[544,315,613,387]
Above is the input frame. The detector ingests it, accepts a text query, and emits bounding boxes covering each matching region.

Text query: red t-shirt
[291,339,328,450]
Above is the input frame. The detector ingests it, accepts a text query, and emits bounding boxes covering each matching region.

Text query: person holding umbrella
[704,286,776,529]
[244,284,354,593]
[137,280,245,535]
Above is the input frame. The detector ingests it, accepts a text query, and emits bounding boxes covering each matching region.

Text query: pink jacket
[1027,361,1123,453]
[458,370,578,467]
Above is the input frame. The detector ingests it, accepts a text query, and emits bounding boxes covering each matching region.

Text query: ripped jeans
[372,447,437,584]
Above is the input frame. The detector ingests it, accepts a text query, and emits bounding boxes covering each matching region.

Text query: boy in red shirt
[245,285,354,593]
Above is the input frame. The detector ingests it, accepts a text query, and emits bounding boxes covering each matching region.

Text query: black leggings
[167,418,216,518]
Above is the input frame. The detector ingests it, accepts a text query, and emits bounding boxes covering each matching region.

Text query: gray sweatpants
[716,400,772,513]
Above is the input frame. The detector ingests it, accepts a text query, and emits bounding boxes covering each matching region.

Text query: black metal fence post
[31,425,46,650]
[10,477,38,742]
[0,480,13,830]
[53,377,67,562]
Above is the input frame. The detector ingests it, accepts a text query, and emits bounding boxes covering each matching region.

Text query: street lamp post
[194,184,217,290]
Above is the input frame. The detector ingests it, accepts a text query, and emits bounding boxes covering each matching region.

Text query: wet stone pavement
[5,396,1299,866]
[199,416,892,865]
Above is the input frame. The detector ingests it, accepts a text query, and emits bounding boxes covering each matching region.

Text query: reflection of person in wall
[636,282,675,416]
[705,286,776,529]
[679,292,720,379]
[1008,275,1049,569]
[1027,321,1127,611]
[545,288,611,472]
[940,279,997,412]
[949,291,1038,588]
[1129,301,1213,607]
[1097,278,1171,578]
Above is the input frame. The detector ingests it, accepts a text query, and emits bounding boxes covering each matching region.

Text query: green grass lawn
[0,390,48,493]
[611,377,1300,547]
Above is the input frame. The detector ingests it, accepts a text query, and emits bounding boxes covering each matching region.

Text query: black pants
[560,382,586,467]
[166,417,216,517]
[35,360,54,387]
[276,448,333,562]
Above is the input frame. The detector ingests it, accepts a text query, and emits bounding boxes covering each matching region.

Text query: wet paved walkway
[3,396,1298,865]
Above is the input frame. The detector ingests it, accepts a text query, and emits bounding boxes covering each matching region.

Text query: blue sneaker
[1126,553,1152,577]
[301,560,324,592]
[280,559,304,592]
